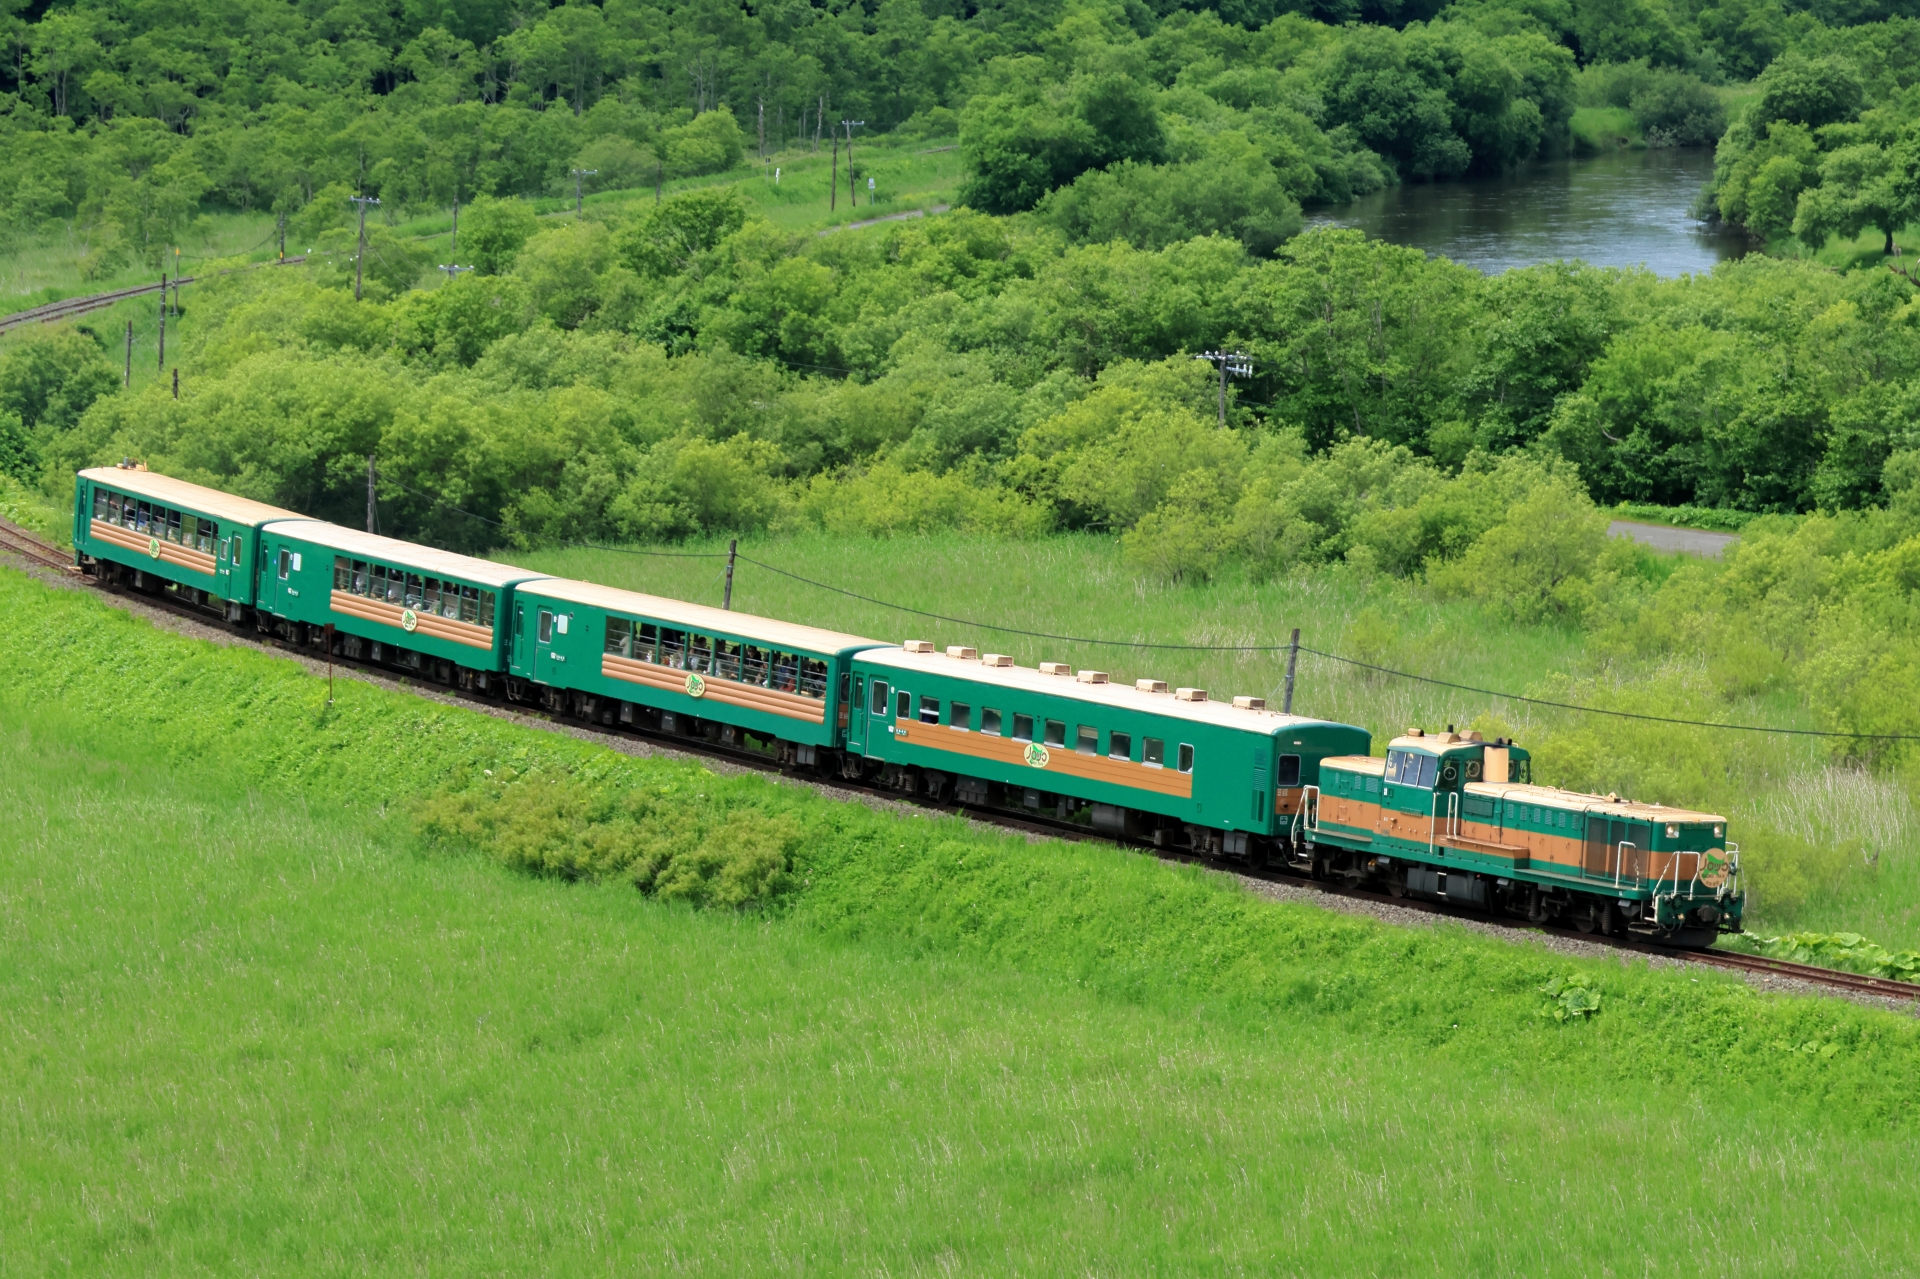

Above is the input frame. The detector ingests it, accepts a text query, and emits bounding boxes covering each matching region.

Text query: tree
[460,195,540,275]
[1793,143,1914,256]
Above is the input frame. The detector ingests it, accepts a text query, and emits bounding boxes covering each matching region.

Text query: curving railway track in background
[1,512,1913,1007]
[0,256,309,335]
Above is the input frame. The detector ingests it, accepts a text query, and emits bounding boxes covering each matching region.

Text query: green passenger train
[60,467,1744,947]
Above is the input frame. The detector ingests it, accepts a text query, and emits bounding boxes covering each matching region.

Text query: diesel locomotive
[67,464,1744,946]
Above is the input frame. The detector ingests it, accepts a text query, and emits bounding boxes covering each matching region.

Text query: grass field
[513,533,1920,945]
[4,563,1920,1272]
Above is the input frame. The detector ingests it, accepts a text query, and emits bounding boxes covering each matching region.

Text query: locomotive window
[1277,754,1301,787]
[1109,731,1131,760]
[1012,714,1034,743]
[1518,760,1531,784]
[334,556,350,589]
[1075,725,1097,755]
[605,617,632,656]
[1414,756,1437,788]
[980,708,1001,736]
[896,691,911,720]
[1044,720,1065,748]
[537,609,553,642]
[1383,750,1402,783]
[1177,744,1195,774]
[919,695,940,724]
[950,702,970,730]
[1143,737,1164,767]
[870,680,888,715]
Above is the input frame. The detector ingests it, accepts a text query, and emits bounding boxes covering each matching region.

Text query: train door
[533,606,558,683]
[843,669,867,754]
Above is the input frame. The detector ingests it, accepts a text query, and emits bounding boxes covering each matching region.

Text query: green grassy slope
[4,565,1920,1272]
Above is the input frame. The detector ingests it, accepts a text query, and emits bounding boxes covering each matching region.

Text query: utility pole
[1194,349,1252,426]
[655,156,663,205]
[172,368,179,400]
[449,194,459,257]
[841,119,865,208]
[723,539,738,609]
[571,167,597,216]
[757,98,765,162]
[172,248,180,314]
[277,213,286,263]
[366,455,377,534]
[350,194,380,301]
[438,263,475,283]
[829,127,838,211]
[1282,627,1300,715]
[156,280,165,370]
[123,321,131,388]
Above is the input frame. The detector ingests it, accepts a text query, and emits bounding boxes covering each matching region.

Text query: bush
[459,195,540,275]
[660,106,746,178]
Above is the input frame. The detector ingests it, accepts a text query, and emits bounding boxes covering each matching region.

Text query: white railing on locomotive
[1428,790,1459,856]
[1295,785,1322,847]
[1612,840,1637,889]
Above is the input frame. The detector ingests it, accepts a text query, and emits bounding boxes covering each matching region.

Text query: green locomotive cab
[72,466,311,615]
[849,643,1370,854]
[1311,729,1742,945]
[508,578,887,766]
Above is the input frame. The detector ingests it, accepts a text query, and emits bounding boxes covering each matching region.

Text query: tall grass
[5,566,1920,1271]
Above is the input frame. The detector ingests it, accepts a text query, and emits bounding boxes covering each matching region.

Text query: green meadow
[4,565,1920,1273]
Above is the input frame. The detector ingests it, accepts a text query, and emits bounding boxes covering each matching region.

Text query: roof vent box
[1135,679,1169,694]
[981,653,1013,667]
[945,645,978,660]
[1175,687,1208,703]
[1039,662,1072,676]
[1076,670,1110,684]
[903,640,934,654]
[1233,696,1266,711]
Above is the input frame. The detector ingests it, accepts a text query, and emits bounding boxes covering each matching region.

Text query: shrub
[459,195,540,275]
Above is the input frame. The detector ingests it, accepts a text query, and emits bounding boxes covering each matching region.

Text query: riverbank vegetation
[4,564,1920,1271]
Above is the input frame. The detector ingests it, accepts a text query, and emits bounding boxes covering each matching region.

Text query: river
[1306,146,1751,278]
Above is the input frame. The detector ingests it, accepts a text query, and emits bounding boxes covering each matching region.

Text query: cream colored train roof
[262,521,547,590]
[860,646,1356,736]
[520,577,885,655]
[82,467,308,526]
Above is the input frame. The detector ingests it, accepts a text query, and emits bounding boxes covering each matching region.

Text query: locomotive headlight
[1665,824,1679,838]
[1713,824,1724,837]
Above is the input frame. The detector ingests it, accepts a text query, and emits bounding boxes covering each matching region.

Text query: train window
[1044,720,1066,748]
[105,492,122,523]
[981,708,1001,736]
[638,625,659,664]
[741,645,766,684]
[135,501,152,532]
[440,580,461,618]
[1012,714,1034,743]
[537,610,553,642]
[895,691,911,720]
[659,629,686,667]
[800,659,827,698]
[605,617,632,656]
[166,509,183,543]
[196,519,215,552]
[1109,731,1131,760]
[1415,756,1437,788]
[219,536,230,562]
[950,702,970,730]
[371,564,388,599]
[716,642,742,680]
[772,653,799,692]
[919,695,940,724]
[386,571,405,606]
[420,578,439,614]
[352,560,370,595]
[1177,744,1195,774]
[404,574,424,608]
[277,548,291,579]
[514,606,523,636]
[1277,754,1301,787]
[231,533,243,563]
[870,680,888,714]
[334,557,350,589]
[689,634,713,674]
[92,488,107,520]
[1517,760,1531,784]
[1075,725,1097,755]
[1143,737,1164,767]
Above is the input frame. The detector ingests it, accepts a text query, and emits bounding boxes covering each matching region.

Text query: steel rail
[2,512,1914,1005]
[0,256,311,333]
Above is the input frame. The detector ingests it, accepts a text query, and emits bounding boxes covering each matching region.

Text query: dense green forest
[2,0,1919,572]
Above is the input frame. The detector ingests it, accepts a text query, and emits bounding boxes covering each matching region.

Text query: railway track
[2,512,1914,1006]
[0,256,309,334]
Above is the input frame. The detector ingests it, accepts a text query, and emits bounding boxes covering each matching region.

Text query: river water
[1306,146,1750,278]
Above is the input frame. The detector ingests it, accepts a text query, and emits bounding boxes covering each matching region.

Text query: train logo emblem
[686,673,706,698]
[147,537,161,558]
[1024,742,1050,768]
[401,608,419,633]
